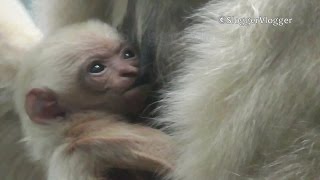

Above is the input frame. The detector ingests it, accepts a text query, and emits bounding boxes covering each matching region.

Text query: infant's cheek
[85,75,108,92]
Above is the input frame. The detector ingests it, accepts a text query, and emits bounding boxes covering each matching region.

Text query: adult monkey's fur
[0,0,44,179]
[3,0,320,179]
[161,0,320,179]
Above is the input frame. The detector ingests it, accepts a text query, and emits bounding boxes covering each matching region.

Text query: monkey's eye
[88,63,106,74]
[123,48,136,59]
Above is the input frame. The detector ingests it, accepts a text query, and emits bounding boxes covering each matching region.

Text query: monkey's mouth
[122,84,151,114]
[124,84,150,97]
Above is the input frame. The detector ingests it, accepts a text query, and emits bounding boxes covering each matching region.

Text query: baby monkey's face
[74,39,148,114]
[82,43,139,94]
[64,40,147,115]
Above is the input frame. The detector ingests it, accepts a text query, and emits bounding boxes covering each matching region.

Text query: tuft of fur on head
[13,20,121,163]
[159,0,320,179]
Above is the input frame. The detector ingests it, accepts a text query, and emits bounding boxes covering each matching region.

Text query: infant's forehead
[77,35,123,54]
[40,23,126,59]
[51,30,121,51]
[72,29,123,48]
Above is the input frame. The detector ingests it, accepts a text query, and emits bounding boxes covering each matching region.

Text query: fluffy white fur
[0,0,43,179]
[32,0,127,35]
[0,0,42,116]
[161,0,320,179]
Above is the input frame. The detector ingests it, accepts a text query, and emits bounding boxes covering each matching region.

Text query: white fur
[47,145,96,180]
[0,0,42,116]
[32,0,122,35]
[160,0,320,179]
[0,0,43,179]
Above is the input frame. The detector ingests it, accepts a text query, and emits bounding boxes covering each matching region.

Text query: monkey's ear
[25,88,65,124]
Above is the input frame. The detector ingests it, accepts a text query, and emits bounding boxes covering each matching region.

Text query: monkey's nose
[113,67,139,92]
[119,67,139,78]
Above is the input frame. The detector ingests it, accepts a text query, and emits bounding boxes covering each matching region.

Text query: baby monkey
[23,20,148,123]
[13,21,173,180]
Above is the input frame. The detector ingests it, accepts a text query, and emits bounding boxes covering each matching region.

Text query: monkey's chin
[123,84,151,114]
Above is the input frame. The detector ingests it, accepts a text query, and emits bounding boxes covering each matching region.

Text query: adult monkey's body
[161,1,320,180]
